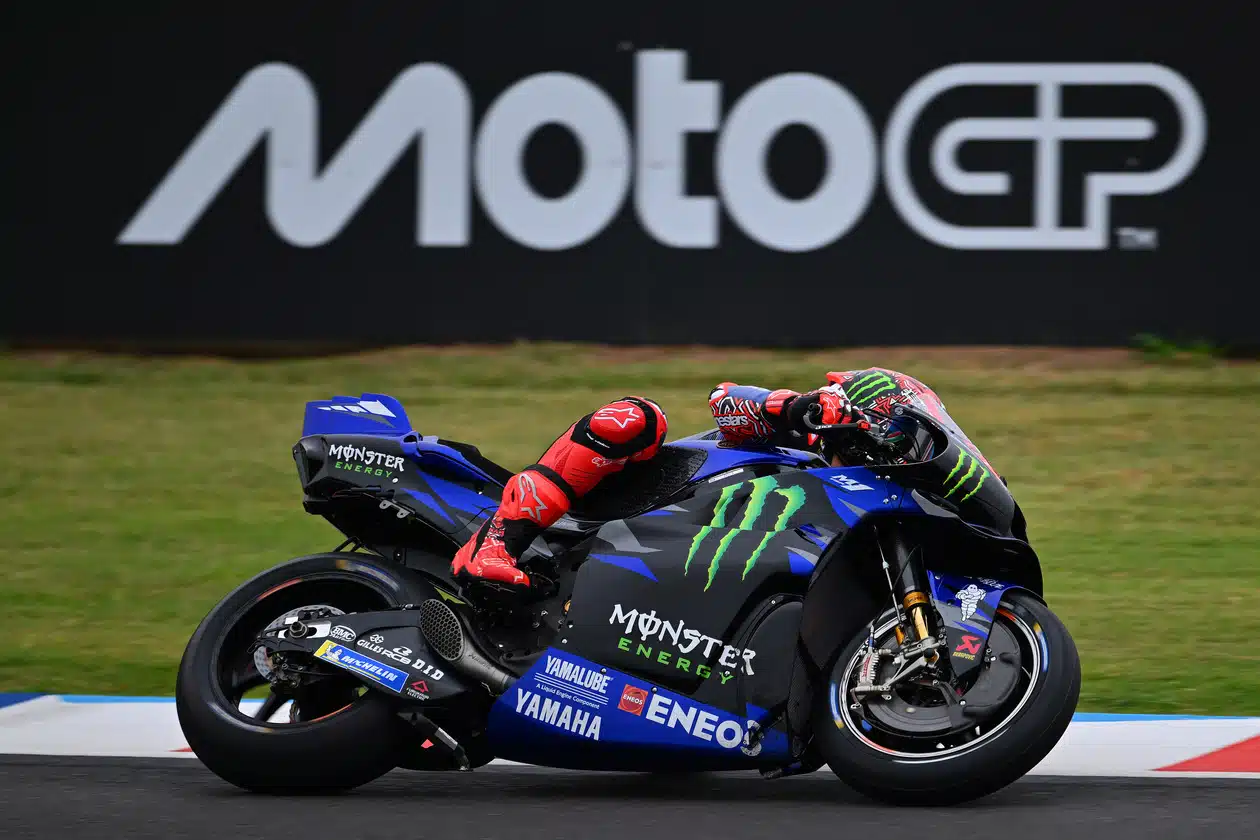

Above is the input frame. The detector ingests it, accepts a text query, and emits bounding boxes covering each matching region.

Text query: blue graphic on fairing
[421,473,496,518]
[401,490,457,527]
[589,554,657,581]
[404,436,505,486]
[822,488,863,527]
[668,440,820,482]
[797,523,830,550]
[303,393,412,437]
[809,467,912,526]
[487,650,791,767]
[786,547,818,576]
[820,466,883,494]
[929,572,1016,637]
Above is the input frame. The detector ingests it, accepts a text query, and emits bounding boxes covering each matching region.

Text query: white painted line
[1,696,1258,777]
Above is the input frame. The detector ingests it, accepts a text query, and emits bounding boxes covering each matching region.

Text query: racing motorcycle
[176,392,1080,805]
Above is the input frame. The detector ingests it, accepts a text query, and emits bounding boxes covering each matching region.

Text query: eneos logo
[618,685,649,715]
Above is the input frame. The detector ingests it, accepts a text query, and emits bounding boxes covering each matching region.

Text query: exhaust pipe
[419,599,515,694]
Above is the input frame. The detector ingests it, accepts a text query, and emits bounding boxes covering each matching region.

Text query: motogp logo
[120,55,1205,253]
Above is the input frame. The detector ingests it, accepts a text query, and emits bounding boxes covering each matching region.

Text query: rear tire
[812,591,1080,805]
[176,553,424,793]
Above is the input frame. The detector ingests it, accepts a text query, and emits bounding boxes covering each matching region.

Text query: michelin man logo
[956,584,987,621]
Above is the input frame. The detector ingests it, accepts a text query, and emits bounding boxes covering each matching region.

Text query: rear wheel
[812,590,1080,805]
[176,554,419,793]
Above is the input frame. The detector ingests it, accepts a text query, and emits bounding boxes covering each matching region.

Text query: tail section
[302,393,413,437]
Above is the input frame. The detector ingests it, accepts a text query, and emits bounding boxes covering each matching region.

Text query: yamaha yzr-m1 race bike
[177,392,1080,805]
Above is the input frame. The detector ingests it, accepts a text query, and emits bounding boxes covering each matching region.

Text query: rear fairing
[294,432,501,547]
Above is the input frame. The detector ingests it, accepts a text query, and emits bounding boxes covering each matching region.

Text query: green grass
[2,345,1258,713]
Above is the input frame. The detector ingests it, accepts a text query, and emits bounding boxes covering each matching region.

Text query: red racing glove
[786,385,868,444]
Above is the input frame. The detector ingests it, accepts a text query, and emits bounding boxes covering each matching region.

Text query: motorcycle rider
[451,368,989,597]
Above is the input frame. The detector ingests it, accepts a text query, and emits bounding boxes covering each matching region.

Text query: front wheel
[812,590,1080,805]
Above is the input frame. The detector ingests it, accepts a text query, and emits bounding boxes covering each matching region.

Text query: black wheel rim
[206,575,391,727]
[828,605,1043,760]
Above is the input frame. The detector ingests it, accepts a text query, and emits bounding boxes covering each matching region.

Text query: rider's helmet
[820,370,928,464]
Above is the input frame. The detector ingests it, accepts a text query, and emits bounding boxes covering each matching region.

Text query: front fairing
[878,408,1017,536]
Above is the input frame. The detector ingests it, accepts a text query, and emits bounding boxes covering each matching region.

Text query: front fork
[850,527,944,701]
[879,527,936,655]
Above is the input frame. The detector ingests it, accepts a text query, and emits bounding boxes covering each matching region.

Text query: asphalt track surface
[3,756,1257,840]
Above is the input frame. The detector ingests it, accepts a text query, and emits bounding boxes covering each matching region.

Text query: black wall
[7,3,1255,349]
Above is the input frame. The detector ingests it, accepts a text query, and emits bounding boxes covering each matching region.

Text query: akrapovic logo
[119,53,1206,252]
[686,476,806,590]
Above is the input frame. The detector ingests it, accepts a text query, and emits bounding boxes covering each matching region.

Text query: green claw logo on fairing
[684,476,807,590]
[943,449,991,503]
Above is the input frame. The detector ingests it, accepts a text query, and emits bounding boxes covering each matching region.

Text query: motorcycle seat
[565,445,708,522]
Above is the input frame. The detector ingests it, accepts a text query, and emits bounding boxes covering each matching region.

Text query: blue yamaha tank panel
[805,466,912,526]
[485,649,792,771]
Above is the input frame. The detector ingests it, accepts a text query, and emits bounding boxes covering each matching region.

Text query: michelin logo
[314,641,406,692]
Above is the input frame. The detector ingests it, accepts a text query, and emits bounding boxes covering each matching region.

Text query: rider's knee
[577,397,667,461]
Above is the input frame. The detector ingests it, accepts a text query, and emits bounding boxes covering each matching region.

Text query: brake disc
[864,618,1023,734]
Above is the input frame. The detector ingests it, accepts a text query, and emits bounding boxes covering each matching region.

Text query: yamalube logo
[119,53,1205,253]
[543,655,612,695]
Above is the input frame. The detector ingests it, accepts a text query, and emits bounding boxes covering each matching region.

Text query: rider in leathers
[451,368,995,597]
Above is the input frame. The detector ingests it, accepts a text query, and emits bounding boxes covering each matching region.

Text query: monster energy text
[943,449,991,502]
[685,476,806,590]
[609,604,756,681]
[327,443,405,478]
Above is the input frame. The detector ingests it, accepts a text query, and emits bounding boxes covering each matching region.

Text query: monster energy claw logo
[943,449,991,503]
[845,370,898,403]
[685,476,806,590]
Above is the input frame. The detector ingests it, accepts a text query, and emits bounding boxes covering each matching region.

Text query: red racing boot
[451,397,668,602]
[451,470,571,597]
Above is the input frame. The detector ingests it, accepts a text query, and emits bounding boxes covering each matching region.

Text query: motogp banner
[7,3,1253,349]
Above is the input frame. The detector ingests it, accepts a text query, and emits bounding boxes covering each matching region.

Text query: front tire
[812,591,1080,805]
[176,553,424,793]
